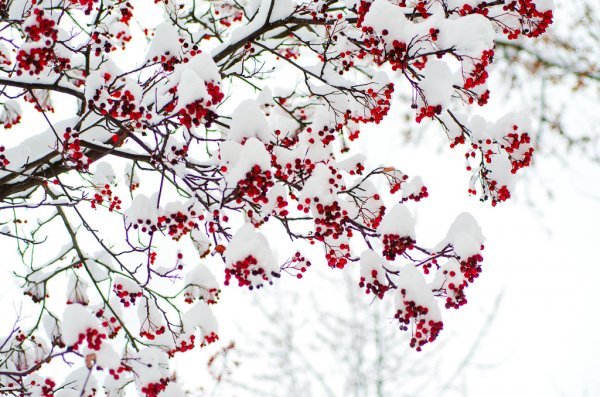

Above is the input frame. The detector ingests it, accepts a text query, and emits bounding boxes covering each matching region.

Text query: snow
[177,52,221,83]
[214,0,295,58]
[56,367,98,397]
[131,347,170,388]
[124,193,159,227]
[437,212,485,259]
[87,250,114,281]
[256,87,275,107]
[362,0,413,46]
[360,249,389,286]
[378,204,416,239]
[0,0,573,392]
[418,61,456,110]
[183,263,220,303]
[62,304,99,346]
[432,258,465,299]
[395,263,441,321]
[147,21,182,61]
[91,161,116,187]
[66,274,89,305]
[534,0,555,12]
[402,176,426,201]
[190,228,211,257]
[176,69,209,108]
[181,300,218,341]
[7,0,31,19]
[227,100,272,143]
[95,342,120,370]
[438,14,495,56]
[221,137,271,186]
[300,163,340,202]
[225,223,279,286]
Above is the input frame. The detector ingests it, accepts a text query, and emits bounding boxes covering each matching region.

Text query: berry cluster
[464,50,494,90]
[382,234,414,261]
[438,252,484,309]
[235,166,274,204]
[169,335,196,356]
[24,282,47,303]
[139,325,166,341]
[355,195,385,229]
[107,365,131,380]
[62,128,91,171]
[96,308,122,338]
[68,0,97,14]
[272,154,316,186]
[24,90,54,112]
[183,286,220,304]
[40,378,56,397]
[215,4,243,28]
[113,283,142,307]
[0,146,8,168]
[141,379,169,397]
[24,8,57,43]
[502,128,534,174]
[16,45,55,75]
[91,184,122,212]
[90,32,115,56]
[224,255,277,288]
[402,186,428,202]
[313,199,349,242]
[157,210,199,240]
[90,86,145,124]
[15,8,67,76]
[177,82,223,128]
[395,293,444,351]
[130,216,159,235]
[359,269,390,299]
[502,0,553,38]
[71,328,107,351]
[415,105,442,123]
[345,83,394,125]
[279,252,312,279]
[203,331,219,346]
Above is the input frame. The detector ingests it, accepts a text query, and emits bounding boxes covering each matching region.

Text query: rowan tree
[0,0,554,395]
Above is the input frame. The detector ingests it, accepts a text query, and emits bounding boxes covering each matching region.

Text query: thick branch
[0,78,85,100]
